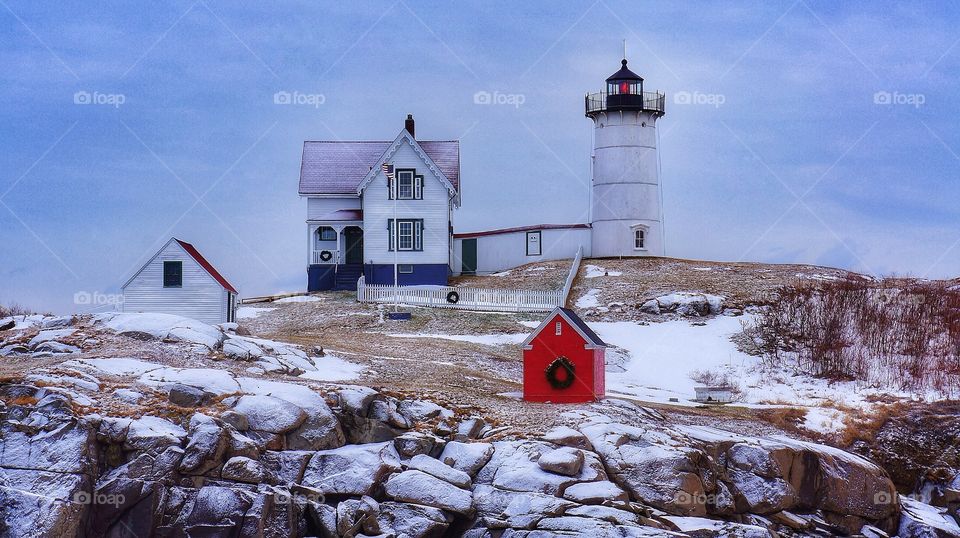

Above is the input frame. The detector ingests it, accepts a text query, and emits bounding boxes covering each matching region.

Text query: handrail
[560,246,583,307]
[585,91,666,115]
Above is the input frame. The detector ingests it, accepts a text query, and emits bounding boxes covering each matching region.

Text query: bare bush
[745,277,960,394]
[0,302,34,319]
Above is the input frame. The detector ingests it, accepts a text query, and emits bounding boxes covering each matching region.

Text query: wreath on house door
[545,357,576,390]
[319,250,333,262]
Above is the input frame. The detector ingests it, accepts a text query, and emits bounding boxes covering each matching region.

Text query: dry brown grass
[838,402,910,446]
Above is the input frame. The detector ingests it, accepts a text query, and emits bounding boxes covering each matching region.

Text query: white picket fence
[356,246,583,313]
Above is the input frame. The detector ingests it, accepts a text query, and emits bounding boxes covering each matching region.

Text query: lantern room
[606,58,644,109]
[521,307,607,403]
[585,57,665,116]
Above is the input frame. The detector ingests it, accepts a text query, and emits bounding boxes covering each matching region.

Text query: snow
[802,406,846,434]
[139,367,241,395]
[589,315,884,429]
[236,307,275,319]
[94,312,223,348]
[576,289,600,309]
[128,415,187,442]
[562,481,627,503]
[386,332,528,346]
[64,357,164,376]
[490,270,513,277]
[584,265,622,278]
[899,497,960,535]
[298,354,364,382]
[274,295,322,303]
[28,329,75,347]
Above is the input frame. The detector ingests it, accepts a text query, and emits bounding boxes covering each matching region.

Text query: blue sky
[1,1,959,314]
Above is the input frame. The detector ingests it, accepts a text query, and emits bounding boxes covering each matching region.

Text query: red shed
[522,307,607,403]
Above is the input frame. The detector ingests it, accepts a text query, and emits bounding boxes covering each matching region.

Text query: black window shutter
[387,219,394,251]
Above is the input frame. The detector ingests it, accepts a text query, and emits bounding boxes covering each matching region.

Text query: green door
[344,227,363,264]
[462,238,477,275]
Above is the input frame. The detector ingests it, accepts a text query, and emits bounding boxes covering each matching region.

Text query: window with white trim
[387,219,423,251]
[316,226,336,241]
[555,321,562,335]
[634,229,645,250]
[398,264,414,274]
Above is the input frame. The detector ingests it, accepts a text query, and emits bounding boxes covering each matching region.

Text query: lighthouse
[585,58,666,257]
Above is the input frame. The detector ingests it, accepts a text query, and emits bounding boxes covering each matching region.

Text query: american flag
[382,163,395,198]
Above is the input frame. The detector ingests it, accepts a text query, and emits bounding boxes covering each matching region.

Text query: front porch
[308,220,364,291]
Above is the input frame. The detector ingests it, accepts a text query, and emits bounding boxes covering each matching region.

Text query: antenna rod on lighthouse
[622,39,626,59]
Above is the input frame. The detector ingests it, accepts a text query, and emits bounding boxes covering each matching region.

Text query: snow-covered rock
[377,502,453,537]
[179,413,228,475]
[301,442,401,496]
[221,456,265,483]
[28,328,75,348]
[439,441,495,477]
[231,394,306,434]
[406,454,472,489]
[897,497,960,537]
[94,312,224,348]
[383,469,474,516]
[477,440,606,495]
[472,484,575,529]
[563,480,629,504]
[543,425,593,450]
[641,292,724,317]
[537,447,585,476]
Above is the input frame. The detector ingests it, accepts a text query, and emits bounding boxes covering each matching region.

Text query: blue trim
[308,265,335,292]
[364,264,448,286]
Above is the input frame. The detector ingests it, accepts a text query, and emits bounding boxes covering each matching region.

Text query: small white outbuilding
[121,238,238,325]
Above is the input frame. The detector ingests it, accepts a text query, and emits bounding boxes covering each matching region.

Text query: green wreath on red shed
[545,357,576,390]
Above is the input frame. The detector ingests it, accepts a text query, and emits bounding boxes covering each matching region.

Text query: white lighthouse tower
[585,58,666,257]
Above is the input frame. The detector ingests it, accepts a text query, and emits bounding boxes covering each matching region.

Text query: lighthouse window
[634,229,645,250]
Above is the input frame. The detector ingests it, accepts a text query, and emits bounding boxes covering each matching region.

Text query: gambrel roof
[299,131,460,196]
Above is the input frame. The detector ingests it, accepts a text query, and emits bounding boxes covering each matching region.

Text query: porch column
[334,225,344,265]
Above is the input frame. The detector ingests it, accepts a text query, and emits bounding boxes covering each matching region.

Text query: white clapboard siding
[122,240,229,325]
[362,141,452,266]
[307,196,360,220]
[452,227,591,276]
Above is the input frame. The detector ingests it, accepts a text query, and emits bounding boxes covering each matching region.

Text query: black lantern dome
[585,58,664,117]
[605,59,644,109]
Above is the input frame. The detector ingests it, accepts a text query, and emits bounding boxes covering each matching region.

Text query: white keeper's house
[299,56,666,292]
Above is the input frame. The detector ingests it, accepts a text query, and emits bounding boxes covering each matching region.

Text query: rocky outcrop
[0,378,944,538]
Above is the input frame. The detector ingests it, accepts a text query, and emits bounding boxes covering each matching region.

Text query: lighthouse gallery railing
[585,91,666,115]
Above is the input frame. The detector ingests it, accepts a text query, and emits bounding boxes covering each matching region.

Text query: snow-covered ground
[386,332,528,347]
[583,264,622,278]
[274,295,323,303]
[236,306,275,319]
[588,315,900,433]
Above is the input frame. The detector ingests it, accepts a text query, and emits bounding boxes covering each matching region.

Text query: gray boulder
[383,469,474,516]
[301,442,401,496]
[407,454,472,489]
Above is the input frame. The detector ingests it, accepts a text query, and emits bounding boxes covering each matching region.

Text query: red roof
[175,239,238,294]
[453,223,590,239]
